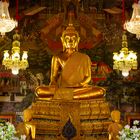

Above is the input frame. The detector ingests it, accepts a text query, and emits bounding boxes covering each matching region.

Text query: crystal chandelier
[2,32,29,75]
[113,32,137,77]
[0,0,17,36]
[125,0,140,39]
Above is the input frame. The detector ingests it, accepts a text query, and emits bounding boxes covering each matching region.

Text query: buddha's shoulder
[76,52,90,59]
[53,52,63,58]
[53,52,67,61]
[53,51,90,60]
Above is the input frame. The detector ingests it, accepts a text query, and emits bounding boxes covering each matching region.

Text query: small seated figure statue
[16,108,36,139]
[108,110,123,140]
[35,23,105,100]
[23,108,36,139]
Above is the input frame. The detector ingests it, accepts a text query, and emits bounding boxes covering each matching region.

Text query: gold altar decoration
[0,0,17,36]
[113,32,137,77]
[2,32,28,75]
[22,23,111,139]
[108,110,123,140]
[125,0,140,39]
[23,99,111,140]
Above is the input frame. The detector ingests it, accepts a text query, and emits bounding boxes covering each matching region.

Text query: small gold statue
[35,23,105,100]
[16,108,36,139]
[23,108,36,140]
[108,110,123,140]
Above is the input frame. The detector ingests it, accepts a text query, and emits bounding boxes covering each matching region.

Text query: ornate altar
[23,16,111,140]
[24,98,111,140]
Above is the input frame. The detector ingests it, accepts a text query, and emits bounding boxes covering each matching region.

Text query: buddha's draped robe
[53,51,91,87]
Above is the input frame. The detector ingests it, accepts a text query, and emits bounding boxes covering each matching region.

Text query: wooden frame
[125,113,140,127]
[0,114,15,123]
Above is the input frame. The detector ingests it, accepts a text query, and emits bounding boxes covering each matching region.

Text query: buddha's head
[111,110,121,123]
[61,23,80,52]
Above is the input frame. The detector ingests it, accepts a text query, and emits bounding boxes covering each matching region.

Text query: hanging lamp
[2,31,29,75]
[125,0,140,39]
[2,0,29,75]
[113,0,138,77]
[0,0,17,36]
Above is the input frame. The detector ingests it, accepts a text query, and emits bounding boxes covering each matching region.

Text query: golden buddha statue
[108,110,123,140]
[35,23,105,100]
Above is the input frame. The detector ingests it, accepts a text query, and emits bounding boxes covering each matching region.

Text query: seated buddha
[35,23,105,100]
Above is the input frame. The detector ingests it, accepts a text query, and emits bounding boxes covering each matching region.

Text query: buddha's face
[61,33,80,52]
[61,25,80,52]
[64,34,78,49]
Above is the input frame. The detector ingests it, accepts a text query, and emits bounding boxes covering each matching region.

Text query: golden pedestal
[24,98,111,140]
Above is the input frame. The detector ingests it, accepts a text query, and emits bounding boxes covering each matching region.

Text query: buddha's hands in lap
[49,85,58,92]
[49,80,57,86]
[80,83,89,87]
